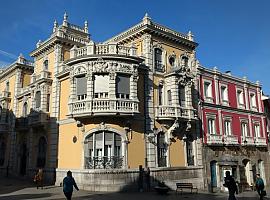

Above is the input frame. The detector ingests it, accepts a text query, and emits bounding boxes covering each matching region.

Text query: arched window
[35,91,41,109]
[154,48,163,72]
[84,131,122,169]
[36,137,47,168]
[169,56,175,67]
[158,85,163,105]
[157,132,167,167]
[22,102,28,117]
[179,85,185,107]
[181,56,188,67]
[43,60,48,70]
[0,141,6,166]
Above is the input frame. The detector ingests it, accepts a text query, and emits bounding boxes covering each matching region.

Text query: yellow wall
[35,50,54,74]
[59,78,70,120]
[22,73,31,88]
[170,139,185,166]
[58,122,82,169]
[128,131,145,168]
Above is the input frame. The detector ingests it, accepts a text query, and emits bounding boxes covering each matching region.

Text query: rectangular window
[237,90,244,106]
[179,86,185,107]
[116,74,130,99]
[94,74,109,99]
[254,124,260,138]
[76,76,87,100]
[221,85,228,103]
[154,48,163,72]
[158,85,163,105]
[207,118,216,135]
[241,122,248,137]
[167,90,172,105]
[35,91,41,109]
[224,120,231,136]
[204,81,212,99]
[250,93,257,108]
[46,94,50,112]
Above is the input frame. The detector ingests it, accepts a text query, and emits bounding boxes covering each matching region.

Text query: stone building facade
[0,13,268,192]
[197,66,269,192]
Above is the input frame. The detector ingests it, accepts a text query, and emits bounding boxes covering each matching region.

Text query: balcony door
[157,132,167,167]
[85,131,122,169]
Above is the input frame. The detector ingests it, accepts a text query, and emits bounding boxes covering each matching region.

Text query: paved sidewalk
[0,177,269,200]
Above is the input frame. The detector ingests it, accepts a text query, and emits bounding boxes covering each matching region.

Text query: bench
[175,183,198,194]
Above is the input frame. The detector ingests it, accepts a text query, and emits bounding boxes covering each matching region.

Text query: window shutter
[116,75,130,94]
[76,76,87,95]
[94,75,109,93]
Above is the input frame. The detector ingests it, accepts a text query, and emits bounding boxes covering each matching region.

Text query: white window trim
[240,120,249,137]
[203,80,213,103]
[253,122,261,138]
[223,117,232,136]
[206,114,216,135]
[236,88,245,109]
[249,92,257,111]
[220,84,229,106]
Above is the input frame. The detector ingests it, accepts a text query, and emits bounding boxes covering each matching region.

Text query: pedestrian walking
[138,165,144,192]
[223,171,238,200]
[144,167,151,191]
[256,173,266,200]
[34,168,43,189]
[63,171,79,200]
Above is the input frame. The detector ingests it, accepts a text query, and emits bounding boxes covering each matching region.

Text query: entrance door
[20,143,27,175]
[210,161,217,187]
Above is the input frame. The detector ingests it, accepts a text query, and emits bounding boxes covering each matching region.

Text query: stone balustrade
[68,99,139,117]
[31,71,51,83]
[70,42,137,59]
[241,136,255,146]
[206,134,223,145]
[155,106,196,119]
[254,137,267,146]
[224,135,239,145]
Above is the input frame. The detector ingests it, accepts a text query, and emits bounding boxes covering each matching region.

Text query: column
[142,33,156,168]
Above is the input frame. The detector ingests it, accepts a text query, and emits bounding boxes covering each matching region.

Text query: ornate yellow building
[0,13,203,191]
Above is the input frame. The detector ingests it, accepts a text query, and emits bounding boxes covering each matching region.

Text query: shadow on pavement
[0,193,52,200]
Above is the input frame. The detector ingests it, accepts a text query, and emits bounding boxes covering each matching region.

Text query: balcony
[254,137,267,147]
[31,71,52,84]
[0,122,9,133]
[206,134,223,146]
[68,99,139,117]
[155,106,196,120]
[224,135,239,146]
[84,156,123,169]
[0,91,11,101]
[70,42,137,59]
[241,136,255,146]
[15,117,29,130]
[28,112,50,126]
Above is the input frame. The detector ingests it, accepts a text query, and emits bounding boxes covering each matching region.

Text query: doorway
[20,143,27,175]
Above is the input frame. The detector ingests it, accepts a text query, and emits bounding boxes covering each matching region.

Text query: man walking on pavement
[223,171,238,200]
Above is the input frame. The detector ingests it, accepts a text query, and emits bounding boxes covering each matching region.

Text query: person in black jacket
[223,171,238,200]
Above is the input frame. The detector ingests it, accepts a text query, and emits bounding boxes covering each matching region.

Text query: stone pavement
[0,177,269,200]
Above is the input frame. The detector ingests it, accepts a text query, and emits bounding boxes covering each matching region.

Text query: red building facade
[197,66,269,192]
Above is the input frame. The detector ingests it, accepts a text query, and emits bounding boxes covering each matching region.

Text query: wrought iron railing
[84,156,123,169]
[158,156,167,167]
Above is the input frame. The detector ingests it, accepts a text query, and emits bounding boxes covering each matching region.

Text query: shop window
[157,132,167,167]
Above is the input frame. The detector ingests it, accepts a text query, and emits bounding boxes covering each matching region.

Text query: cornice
[198,66,261,89]
[0,62,33,80]
[105,21,198,49]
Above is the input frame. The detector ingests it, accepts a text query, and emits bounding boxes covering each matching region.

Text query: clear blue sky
[0,0,269,94]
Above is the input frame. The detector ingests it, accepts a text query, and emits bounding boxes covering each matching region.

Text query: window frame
[220,84,229,105]
[236,88,245,109]
[203,80,213,102]
[206,114,216,135]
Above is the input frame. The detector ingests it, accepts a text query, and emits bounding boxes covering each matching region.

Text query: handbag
[261,190,267,196]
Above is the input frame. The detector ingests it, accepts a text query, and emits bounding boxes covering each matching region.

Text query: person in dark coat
[255,173,265,200]
[63,171,79,200]
[145,167,151,191]
[223,171,238,200]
